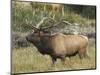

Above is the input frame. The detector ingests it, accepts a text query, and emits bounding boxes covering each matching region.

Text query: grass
[12,39,96,74]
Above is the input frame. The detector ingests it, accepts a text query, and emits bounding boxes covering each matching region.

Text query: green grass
[12,39,96,74]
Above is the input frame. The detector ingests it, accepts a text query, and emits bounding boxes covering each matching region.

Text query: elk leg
[79,48,90,59]
[61,56,65,65]
[78,48,89,64]
[83,48,90,59]
[83,52,90,60]
[78,49,84,59]
[51,57,57,66]
[78,50,84,64]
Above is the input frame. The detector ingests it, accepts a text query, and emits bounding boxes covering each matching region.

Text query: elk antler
[31,17,56,32]
[36,17,56,28]
[31,25,40,32]
[42,18,64,30]
[62,20,73,25]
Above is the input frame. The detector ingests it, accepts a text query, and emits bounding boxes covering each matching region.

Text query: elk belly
[52,36,66,56]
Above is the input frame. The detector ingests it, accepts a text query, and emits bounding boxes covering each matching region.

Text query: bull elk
[26,17,89,65]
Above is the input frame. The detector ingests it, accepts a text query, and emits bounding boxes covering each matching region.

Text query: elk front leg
[51,57,57,66]
[61,55,65,65]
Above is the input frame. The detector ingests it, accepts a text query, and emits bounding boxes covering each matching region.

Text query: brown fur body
[26,32,88,65]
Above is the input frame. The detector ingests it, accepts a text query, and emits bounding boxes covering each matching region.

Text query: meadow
[12,39,96,74]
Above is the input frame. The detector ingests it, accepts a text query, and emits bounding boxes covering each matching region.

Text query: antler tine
[42,20,63,30]
[31,25,39,30]
[36,17,56,29]
[31,17,66,31]
[36,17,47,28]
[62,20,72,25]
[31,25,37,29]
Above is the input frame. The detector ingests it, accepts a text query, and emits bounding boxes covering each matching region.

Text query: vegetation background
[11,0,96,74]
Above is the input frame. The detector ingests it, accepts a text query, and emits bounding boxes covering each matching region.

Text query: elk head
[26,17,64,46]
